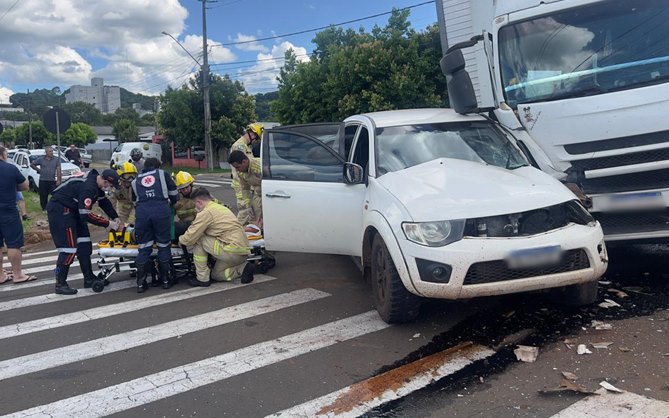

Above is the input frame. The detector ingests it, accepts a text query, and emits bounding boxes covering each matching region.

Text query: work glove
[113,218,125,231]
[106,220,120,232]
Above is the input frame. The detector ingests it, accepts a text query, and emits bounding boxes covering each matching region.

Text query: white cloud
[232,33,270,53]
[0,87,14,104]
[235,41,310,94]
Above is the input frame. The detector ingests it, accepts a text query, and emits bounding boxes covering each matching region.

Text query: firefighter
[173,171,196,238]
[179,187,254,286]
[230,123,262,223]
[47,169,122,295]
[132,157,179,293]
[114,161,138,224]
[227,150,262,227]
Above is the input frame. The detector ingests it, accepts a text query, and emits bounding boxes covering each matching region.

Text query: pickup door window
[262,124,366,256]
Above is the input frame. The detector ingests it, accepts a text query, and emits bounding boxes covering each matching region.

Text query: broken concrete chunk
[514,345,539,363]
[591,320,613,330]
[599,381,624,393]
[592,342,613,349]
[577,344,592,355]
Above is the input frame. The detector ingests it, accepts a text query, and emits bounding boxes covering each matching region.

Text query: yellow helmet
[247,123,263,138]
[174,171,194,190]
[116,161,138,178]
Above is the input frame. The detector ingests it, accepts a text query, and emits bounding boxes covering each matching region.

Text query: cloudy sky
[0,0,437,104]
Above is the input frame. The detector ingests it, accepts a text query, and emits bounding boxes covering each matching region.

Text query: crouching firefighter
[173,171,196,238]
[47,169,123,295]
[132,158,179,293]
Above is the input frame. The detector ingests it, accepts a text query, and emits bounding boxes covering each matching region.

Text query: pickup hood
[375,158,575,221]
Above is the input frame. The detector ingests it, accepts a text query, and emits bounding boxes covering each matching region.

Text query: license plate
[506,245,562,269]
[608,192,664,211]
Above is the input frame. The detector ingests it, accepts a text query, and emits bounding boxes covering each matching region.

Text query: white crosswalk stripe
[4,311,389,418]
[193,181,229,188]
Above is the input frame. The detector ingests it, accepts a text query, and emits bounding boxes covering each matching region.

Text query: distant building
[0,106,25,113]
[65,78,121,114]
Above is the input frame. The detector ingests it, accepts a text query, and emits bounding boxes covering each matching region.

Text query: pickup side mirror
[343,162,364,184]
[21,163,28,169]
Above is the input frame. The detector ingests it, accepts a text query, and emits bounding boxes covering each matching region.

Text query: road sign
[42,108,71,135]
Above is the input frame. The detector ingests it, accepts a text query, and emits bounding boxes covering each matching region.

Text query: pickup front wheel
[371,236,421,324]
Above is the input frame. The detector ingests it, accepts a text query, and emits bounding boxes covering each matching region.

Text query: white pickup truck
[261,108,608,323]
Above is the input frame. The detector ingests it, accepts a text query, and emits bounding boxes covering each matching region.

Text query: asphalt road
[0,173,667,417]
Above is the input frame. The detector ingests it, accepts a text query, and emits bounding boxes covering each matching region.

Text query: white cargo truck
[436,0,669,242]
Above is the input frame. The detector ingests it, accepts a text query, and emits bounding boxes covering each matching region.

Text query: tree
[159,72,256,158]
[15,121,52,147]
[60,102,103,125]
[61,123,97,147]
[113,118,139,142]
[140,113,155,126]
[255,91,278,121]
[272,11,446,124]
[0,127,17,144]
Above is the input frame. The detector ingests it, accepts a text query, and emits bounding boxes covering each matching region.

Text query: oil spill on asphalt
[362,245,669,417]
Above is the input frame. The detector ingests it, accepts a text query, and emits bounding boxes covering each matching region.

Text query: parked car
[14,149,82,192]
[262,108,609,323]
[110,142,162,167]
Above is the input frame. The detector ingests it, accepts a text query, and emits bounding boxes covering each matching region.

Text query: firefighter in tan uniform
[230,123,262,225]
[114,162,138,224]
[178,188,254,286]
[227,150,262,227]
[173,171,197,237]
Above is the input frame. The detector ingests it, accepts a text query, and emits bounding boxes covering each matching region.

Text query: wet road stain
[362,245,669,417]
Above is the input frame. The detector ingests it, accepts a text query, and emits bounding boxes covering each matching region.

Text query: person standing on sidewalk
[65,144,82,167]
[31,147,62,211]
[0,146,36,285]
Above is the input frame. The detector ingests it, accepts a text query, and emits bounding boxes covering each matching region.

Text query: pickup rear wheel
[371,236,421,323]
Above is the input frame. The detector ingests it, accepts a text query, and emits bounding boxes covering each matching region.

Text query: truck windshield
[498,0,669,108]
[375,122,527,175]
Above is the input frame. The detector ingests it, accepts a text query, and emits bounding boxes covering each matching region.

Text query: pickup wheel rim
[373,244,388,303]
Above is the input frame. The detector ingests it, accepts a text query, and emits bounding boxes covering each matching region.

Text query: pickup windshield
[375,122,527,175]
[499,0,669,108]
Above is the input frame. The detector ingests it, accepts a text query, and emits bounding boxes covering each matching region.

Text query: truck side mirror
[440,49,479,115]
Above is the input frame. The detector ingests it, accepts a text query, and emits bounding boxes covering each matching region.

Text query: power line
[211,0,436,48]
[0,0,20,23]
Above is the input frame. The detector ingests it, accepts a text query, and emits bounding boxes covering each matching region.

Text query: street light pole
[201,0,213,170]
[161,0,213,171]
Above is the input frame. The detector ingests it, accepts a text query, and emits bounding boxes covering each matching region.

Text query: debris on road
[618,347,632,352]
[591,320,613,330]
[598,299,622,309]
[591,342,613,350]
[600,381,624,393]
[514,345,539,363]
[561,371,578,381]
[540,379,597,395]
[577,344,592,355]
[607,288,629,298]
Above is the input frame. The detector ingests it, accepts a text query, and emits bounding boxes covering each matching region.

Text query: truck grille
[463,249,590,285]
[595,210,669,236]
[580,169,669,194]
[564,129,669,154]
[570,148,669,171]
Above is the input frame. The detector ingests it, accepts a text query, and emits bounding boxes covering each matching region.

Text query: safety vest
[132,169,170,204]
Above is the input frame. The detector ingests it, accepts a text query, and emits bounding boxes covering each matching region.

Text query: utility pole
[27,89,33,149]
[201,0,213,170]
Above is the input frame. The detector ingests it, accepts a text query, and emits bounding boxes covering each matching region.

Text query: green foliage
[59,102,102,125]
[10,88,63,116]
[159,73,256,152]
[112,118,139,142]
[254,91,278,121]
[0,111,32,121]
[120,89,157,111]
[140,113,155,126]
[61,123,97,147]
[272,11,446,124]
[14,121,53,147]
[0,126,17,143]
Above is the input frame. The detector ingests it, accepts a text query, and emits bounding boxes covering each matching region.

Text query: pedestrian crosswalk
[1,246,668,417]
[192,176,232,189]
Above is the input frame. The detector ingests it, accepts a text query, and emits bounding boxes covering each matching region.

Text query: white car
[262,108,608,323]
[110,142,162,167]
[14,149,83,192]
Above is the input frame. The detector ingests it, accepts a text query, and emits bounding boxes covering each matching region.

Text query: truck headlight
[402,220,465,247]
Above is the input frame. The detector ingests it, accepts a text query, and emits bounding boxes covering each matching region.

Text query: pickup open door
[261,123,366,255]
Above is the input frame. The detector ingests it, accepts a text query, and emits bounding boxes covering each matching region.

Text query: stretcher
[93,227,275,293]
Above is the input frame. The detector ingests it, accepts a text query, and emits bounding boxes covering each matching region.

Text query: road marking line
[6,254,102,268]
[0,273,86,293]
[0,275,276,339]
[4,311,388,418]
[0,280,135,312]
[19,244,99,259]
[193,181,226,187]
[0,288,331,381]
[267,342,496,418]
[550,388,669,417]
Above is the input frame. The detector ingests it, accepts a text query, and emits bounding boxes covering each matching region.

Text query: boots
[240,262,255,284]
[79,257,96,289]
[135,262,149,294]
[55,264,78,295]
[158,260,173,289]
